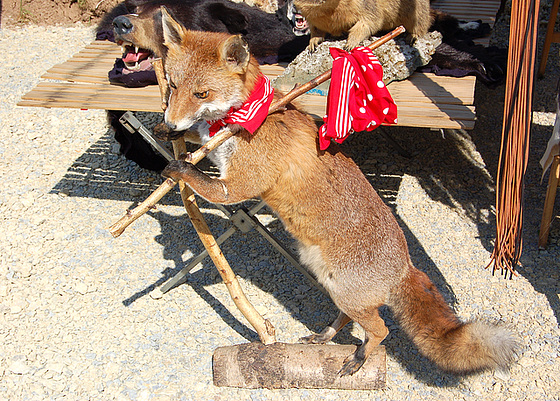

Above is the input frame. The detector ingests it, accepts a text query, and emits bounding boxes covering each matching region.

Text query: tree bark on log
[213,343,386,390]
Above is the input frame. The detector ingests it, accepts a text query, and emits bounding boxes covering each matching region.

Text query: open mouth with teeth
[117,41,155,71]
[292,12,309,36]
[294,13,308,31]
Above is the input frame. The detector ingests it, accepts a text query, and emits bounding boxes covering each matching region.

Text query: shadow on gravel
[49,116,474,386]
[470,77,560,327]
[127,201,463,386]
[510,117,560,327]
[50,128,204,207]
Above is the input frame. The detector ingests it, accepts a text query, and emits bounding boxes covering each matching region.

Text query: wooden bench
[18,40,477,130]
[19,0,503,130]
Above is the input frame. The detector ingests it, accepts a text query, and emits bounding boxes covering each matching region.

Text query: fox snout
[164,106,199,132]
[162,121,177,131]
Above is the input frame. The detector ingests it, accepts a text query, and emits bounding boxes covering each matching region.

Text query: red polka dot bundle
[319,46,398,150]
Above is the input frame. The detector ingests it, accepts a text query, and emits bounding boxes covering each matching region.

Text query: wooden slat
[21,74,476,110]
[20,81,161,107]
[16,99,474,129]
[298,93,475,128]
[69,52,120,61]
[46,65,117,76]
[261,63,291,77]
[390,75,475,104]
[19,28,479,130]
[41,73,113,84]
[46,61,116,72]
[18,76,476,129]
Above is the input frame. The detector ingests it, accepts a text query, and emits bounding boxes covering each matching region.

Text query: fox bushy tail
[389,267,519,373]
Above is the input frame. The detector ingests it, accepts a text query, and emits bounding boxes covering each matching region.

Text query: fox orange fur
[158,7,519,376]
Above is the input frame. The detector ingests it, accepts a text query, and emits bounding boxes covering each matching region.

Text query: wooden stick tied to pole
[107,26,405,238]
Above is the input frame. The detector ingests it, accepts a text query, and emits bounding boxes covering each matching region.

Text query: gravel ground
[1,5,560,400]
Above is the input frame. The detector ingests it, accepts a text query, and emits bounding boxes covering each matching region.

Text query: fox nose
[165,122,177,131]
[113,15,134,35]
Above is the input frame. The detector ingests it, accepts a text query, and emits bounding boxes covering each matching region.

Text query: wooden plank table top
[18,40,477,130]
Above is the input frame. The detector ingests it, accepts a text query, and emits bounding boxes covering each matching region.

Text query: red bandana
[207,74,274,137]
[319,46,398,150]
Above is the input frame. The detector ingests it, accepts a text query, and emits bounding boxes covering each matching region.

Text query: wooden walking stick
[108,25,406,238]
[170,136,276,344]
[146,58,277,344]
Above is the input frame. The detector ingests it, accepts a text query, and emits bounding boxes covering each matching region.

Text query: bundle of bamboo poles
[108,26,406,344]
[488,0,540,277]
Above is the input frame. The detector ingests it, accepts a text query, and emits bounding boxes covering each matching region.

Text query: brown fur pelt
[294,0,431,50]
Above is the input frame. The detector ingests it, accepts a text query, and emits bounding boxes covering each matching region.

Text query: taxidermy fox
[294,0,431,50]
[158,7,518,376]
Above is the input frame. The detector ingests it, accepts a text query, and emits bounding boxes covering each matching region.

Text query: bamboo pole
[108,26,406,237]
[538,155,560,248]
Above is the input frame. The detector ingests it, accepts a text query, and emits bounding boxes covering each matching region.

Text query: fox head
[160,7,261,131]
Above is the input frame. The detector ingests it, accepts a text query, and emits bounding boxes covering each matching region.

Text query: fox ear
[161,6,186,48]
[219,34,250,74]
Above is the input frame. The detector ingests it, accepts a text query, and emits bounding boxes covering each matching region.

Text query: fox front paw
[338,353,366,377]
[161,160,193,181]
[299,333,329,345]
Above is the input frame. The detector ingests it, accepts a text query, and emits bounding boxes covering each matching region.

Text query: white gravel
[1,6,559,401]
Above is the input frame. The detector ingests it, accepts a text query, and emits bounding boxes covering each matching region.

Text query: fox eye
[169,80,177,90]
[194,91,209,99]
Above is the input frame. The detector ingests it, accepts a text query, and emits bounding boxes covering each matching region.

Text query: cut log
[213,342,386,390]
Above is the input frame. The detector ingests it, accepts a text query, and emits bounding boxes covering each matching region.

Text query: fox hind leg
[339,306,388,376]
[300,311,351,344]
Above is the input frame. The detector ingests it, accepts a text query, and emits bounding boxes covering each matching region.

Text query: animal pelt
[276,0,309,36]
[98,0,310,171]
[427,11,507,87]
[104,0,309,64]
[424,42,507,87]
[430,9,492,42]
